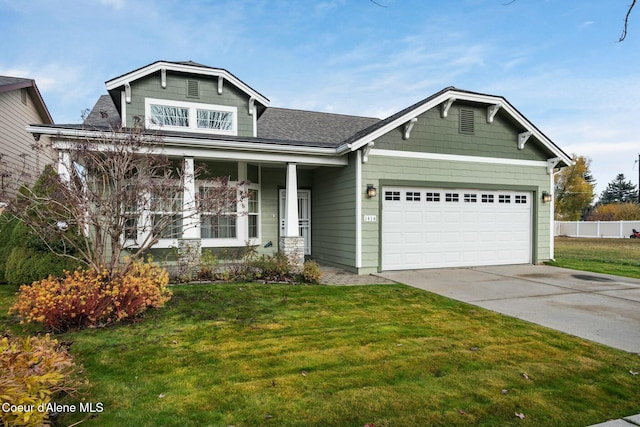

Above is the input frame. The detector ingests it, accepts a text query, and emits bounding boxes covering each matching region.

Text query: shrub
[0,334,81,427]
[301,260,323,284]
[0,214,18,283]
[0,214,82,286]
[252,252,295,282]
[10,260,172,331]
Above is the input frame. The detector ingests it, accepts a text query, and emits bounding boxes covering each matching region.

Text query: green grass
[548,237,640,278]
[2,282,639,427]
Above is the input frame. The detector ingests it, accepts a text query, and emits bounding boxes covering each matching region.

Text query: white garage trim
[369,149,548,168]
[382,186,532,270]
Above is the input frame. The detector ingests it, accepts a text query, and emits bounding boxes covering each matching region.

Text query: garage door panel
[382,187,532,270]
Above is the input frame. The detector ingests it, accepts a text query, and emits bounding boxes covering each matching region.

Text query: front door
[279,189,311,255]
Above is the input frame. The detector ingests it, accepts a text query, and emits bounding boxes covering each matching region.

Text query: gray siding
[0,89,54,200]
[311,155,357,270]
[374,104,551,162]
[126,72,254,137]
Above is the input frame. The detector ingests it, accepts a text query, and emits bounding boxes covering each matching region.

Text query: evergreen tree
[599,174,638,204]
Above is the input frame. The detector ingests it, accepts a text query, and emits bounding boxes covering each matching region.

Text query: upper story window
[145,97,237,136]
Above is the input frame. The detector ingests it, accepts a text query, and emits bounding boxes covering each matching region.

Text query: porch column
[284,163,299,237]
[181,157,199,239]
[281,163,304,268]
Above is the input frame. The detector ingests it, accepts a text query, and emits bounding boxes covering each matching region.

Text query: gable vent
[459,109,475,134]
[186,80,200,98]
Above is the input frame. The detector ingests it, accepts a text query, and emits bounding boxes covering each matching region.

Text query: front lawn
[2,282,639,427]
[548,237,640,278]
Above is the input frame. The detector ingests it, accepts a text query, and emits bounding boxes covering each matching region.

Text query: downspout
[356,150,362,269]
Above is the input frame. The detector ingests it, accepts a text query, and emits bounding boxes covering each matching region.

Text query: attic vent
[459,109,475,134]
[186,80,200,98]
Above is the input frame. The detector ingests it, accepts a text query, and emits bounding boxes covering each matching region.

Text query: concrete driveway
[378,264,640,354]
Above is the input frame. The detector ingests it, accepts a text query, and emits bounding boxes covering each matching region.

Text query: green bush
[301,260,323,284]
[0,214,18,283]
[3,220,82,286]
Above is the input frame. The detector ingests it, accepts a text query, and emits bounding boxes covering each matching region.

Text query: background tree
[554,155,595,220]
[587,202,640,221]
[2,121,247,276]
[598,173,638,204]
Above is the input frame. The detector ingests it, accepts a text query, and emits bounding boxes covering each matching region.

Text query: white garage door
[382,187,532,270]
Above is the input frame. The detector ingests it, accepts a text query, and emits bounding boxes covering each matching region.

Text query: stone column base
[279,236,305,269]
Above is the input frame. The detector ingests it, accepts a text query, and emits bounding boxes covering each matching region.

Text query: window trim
[145,97,237,136]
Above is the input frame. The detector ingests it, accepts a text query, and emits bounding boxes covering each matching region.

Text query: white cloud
[97,0,126,10]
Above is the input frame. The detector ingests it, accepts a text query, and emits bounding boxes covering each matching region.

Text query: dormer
[105,61,269,137]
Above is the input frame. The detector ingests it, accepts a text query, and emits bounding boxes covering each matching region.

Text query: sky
[1,0,638,198]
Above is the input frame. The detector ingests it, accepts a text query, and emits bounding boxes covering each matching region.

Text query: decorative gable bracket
[403,118,418,140]
[217,76,224,95]
[362,141,375,163]
[441,97,456,118]
[248,97,255,115]
[547,157,562,174]
[487,103,501,123]
[161,67,167,88]
[517,131,532,150]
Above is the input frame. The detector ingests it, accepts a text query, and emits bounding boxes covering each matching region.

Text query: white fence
[555,220,640,238]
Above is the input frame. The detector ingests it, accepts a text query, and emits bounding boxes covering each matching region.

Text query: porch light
[366,184,377,198]
[542,191,552,203]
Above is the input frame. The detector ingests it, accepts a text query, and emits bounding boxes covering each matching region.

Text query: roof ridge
[264,106,380,121]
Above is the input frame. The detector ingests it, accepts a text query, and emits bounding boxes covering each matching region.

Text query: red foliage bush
[10,260,171,331]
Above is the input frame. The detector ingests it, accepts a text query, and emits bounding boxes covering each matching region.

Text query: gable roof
[0,76,54,124]
[83,95,121,128]
[337,86,572,166]
[105,60,270,107]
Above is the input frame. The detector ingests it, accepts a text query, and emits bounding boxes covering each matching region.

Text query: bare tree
[2,120,247,276]
[502,1,636,41]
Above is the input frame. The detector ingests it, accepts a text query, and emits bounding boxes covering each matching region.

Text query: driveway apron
[378,265,640,354]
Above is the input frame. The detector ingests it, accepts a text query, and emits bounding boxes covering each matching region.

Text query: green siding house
[27,60,571,273]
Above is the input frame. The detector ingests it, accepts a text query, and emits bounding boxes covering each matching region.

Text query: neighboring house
[26,60,571,273]
[0,76,55,203]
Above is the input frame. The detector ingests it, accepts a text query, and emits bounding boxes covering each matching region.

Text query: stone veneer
[279,236,305,268]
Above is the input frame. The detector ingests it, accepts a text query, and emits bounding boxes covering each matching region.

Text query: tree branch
[619,0,637,41]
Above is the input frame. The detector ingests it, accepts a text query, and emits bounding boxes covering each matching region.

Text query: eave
[105,61,270,108]
[336,87,572,167]
[25,125,347,167]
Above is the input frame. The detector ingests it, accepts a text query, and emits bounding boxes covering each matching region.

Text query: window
[482,194,494,203]
[199,185,238,239]
[515,195,527,204]
[499,195,511,204]
[150,105,189,127]
[197,109,233,131]
[385,191,400,201]
[426,192,440,202]
[201,215,236,239]
[464,193,477,203]
[445,193,459,202]
[247,189,259,238]
[406,191,421,201]
[151,184,183,239]
[145,98,237,135]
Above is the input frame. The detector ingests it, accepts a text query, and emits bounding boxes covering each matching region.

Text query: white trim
[120,91,127,127]
[337,89,572,166]
[145,97,238,136]
[106,61,270,106]
[369,148,549,168]
[356,150,362,268]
